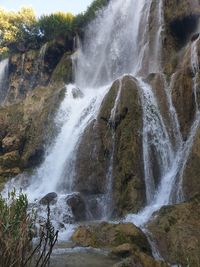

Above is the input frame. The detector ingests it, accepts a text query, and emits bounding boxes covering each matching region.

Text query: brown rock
[111,243,133,258]
[0,83,65,185]
[2,136,21,153]
[148,195,200,266]
[66,193,87,222]
[72,222,151,256]
[182,127,200,199]
[0,151,20,168]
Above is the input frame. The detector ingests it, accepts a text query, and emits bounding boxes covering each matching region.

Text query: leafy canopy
[0,0,109,58]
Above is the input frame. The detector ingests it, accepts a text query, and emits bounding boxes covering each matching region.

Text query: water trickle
[101,78,122,219]
[30,43,47,88]
[138,78,174,204]
[126,72,200,227]
[0,58,9,103]
[191,37,200,111]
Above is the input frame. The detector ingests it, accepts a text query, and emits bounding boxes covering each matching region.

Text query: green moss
[51,52,73,84]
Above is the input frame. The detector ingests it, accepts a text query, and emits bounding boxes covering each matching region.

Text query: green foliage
[73,0,109,34]
[0,189,34,266]
[0,7,39,53]
[0,189,58,267]
[38,12,74,42]
[0,0,109,57]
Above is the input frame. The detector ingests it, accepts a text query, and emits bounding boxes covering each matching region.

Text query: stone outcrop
[148,194,200,267]
[0,38,73,188]
[74,75,145,217]
[182,127,200,199]
[170,39,200,139]
[162,0,200,74]
[0,83,65,188]
[72,222,169,267]
[66,193,87,222]
[4,40,73,104]
[39,192,58,205]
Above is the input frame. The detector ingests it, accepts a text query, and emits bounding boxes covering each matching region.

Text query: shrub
[0,189,58,267]
[38,12,74,42]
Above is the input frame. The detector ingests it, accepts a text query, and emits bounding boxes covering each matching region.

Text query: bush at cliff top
[0,0,110,58]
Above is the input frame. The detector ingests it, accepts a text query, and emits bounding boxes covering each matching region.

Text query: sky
[0,0,93,16]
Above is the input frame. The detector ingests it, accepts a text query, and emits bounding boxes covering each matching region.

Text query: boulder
[66,193,87,222]
[39,192,58,205]
[148,194,200,266]
[72,222,151,255]
[71,87,84,99]
[72,222,169,267]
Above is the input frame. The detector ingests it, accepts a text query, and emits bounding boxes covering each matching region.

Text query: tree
[0,7,39,53]
[38,12,74,42]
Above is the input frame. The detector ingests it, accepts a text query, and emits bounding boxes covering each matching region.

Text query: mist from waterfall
[75,0,164,88]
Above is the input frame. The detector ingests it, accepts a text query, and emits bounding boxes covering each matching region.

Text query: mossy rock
[74,75,145,218]
[72,222,151,254]
[0,82,65,186]
[51,52,73,84]
[148,195,200,266]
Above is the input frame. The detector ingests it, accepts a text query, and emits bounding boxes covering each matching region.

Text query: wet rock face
[74,75,145,217]
[0,41,73,187]
[170,39,200,139]
[4,41,72,104]
[66,193,87,222]
[0,83,65,187]
[183,127,200,199]
[171,69,195,139]
[162,0,200,75]
[148,194,200,267]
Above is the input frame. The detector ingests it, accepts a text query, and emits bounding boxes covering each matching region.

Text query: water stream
[0,58,9,103]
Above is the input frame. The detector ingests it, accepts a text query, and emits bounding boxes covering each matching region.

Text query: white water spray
[102,78,122,219]
[0,58,9,103]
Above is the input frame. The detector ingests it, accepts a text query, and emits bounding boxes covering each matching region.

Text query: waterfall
[0,58,9,103]
[75,0,154,88]
[3,0,200,245]
[125,38,200,227]
[138,78,174,204]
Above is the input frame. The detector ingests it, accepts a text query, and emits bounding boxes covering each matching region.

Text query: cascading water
[138,78,174,204]
[76,0,159,88]
[101,78,122,219]
[0,58,9,103]
[126,38,200,227]
[3,0,200,251]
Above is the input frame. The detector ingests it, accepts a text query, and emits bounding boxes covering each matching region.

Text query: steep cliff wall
[0,40,73,188]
